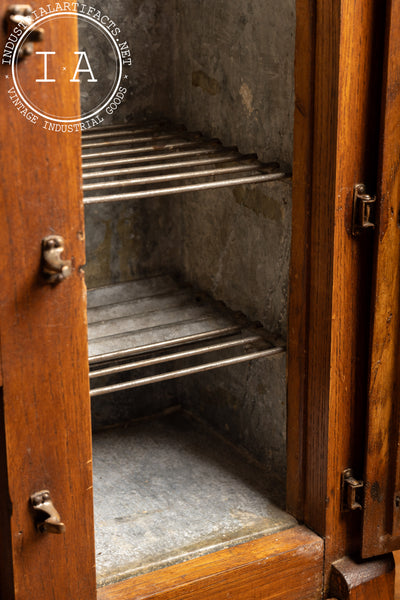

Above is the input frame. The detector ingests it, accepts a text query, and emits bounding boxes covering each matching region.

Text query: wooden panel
[394,551,400,600]
[362,0,400,558]
[289,0,385,575]
[287,0,315,519]
[0,390,13,599]
[0,4,96,599]
[98,526,324,600]
[330,555,395,600]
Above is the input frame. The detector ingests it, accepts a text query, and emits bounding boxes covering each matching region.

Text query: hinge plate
[341,468,364,512]
[352,183,376,236]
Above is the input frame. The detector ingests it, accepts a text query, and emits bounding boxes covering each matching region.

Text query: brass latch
[4,5,44,61]
[352,183,376,236]
[41,235,72,284]
[341,468,364,511]
[30,490,65,534]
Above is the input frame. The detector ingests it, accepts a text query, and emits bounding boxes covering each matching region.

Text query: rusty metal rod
[83,172,287,203]
[89,325,241,364]
[82,146,233,170]
[81,123,179,140]
[83,163,264,191]
[89,335,264,378]
[81,131,191,150]
[82,139,211,160]
[82,153,255,179]
[89,346,285,395]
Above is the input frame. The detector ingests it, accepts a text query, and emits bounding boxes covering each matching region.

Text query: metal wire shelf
[81,121,288,204]
[88,275,284,396]
[84,122,286,393]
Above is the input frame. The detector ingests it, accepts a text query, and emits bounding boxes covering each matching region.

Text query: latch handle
[4,5,44,61]
[341,468,364,512]
[41,235,72,284]
[30,490,66,534]
[352,183,376,236]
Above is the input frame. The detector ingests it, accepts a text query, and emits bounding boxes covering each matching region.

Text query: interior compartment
[93,410,296,587]
[79,0,295,585]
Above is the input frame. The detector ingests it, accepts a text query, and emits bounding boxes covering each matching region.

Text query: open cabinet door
[362,0,400,559]
[0,3,96,599]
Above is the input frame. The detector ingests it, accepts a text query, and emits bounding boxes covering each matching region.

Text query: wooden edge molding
[286,0,315,521]
[0,390,14,599]
[330,554,395,600]
[97,526,323,600]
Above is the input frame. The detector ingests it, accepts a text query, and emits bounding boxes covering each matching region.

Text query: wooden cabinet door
[362,0,400,559]
[0,3,96,599]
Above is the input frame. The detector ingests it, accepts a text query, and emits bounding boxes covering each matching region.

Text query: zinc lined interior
[82,121,286,396]
[81,121,287,203]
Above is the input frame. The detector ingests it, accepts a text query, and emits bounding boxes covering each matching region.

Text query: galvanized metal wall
[81,0,295,479]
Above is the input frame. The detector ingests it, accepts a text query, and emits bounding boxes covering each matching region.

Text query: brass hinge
[341,468,364,512]
[352,183,376,236]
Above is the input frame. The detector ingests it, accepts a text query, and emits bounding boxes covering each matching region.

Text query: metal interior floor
[93,409,296,587]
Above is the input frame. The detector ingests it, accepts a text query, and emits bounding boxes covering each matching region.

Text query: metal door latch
[4,5,44,61]
[41,235,72,284]
[30,490,66,534]
[352,183,376,236]
[341,468,364,511]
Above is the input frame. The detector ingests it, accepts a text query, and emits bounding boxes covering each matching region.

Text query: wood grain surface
[361,0,400,559]
[394,551,400,600]
[330,555,395,600]
[287,0,315,521]
[98,526,324,600]
[289,0,385,580]
[0,4,96,599]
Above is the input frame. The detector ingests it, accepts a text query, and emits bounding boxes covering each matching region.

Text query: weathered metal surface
[82,0,294,495]
[93,411,295,587]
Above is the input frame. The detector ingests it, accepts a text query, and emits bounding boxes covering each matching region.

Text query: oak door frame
[288,0,386,573]
[0,4,96,599]
[361,0,400,558]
